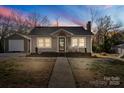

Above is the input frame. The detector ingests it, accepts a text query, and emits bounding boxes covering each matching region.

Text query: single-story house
[4,21,93,54]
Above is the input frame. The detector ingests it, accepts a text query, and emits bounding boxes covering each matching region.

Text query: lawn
[0,57,56,88]
[68,58,124,88]
[0,56,124,88]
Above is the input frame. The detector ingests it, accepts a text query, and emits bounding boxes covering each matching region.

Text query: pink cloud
[0,6,32,26]
[57,13,86,27]
[0,6,87,27]
[0,6,12,17]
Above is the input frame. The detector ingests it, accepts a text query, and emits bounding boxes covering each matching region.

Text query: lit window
[79,38,86,47]
[37,38,51,48]
[72,38,78,47]
[37,38,44,48]
[45,38,51,47]
[71,37,86,48]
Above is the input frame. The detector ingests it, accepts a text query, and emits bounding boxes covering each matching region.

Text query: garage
[9,40,24,52]
[5,33,30,53]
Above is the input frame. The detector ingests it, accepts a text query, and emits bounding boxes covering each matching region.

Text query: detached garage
[5,33,30,53]
[114,44,124,57]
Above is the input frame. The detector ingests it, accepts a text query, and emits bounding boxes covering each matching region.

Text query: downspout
[29,37,32,54]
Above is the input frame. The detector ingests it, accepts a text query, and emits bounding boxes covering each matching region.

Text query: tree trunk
[0,38,4,53]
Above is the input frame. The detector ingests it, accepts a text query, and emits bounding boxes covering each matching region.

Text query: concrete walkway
[48,57,76,88]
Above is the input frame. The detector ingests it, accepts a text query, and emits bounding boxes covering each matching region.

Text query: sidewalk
[48,57,76,88]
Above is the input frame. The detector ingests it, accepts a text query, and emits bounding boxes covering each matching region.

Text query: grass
[0,57,56,88]
[69,58,124,87]
[1,56,124,88]
[90,59,124,79]
[89,59,124,87]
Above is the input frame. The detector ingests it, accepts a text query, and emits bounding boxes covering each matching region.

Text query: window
[37,37,51,48]
[37,38,44,48]
[71,37,86,48]
[79,38,86,47]
[45,38,51,48]
[72,38,78,47]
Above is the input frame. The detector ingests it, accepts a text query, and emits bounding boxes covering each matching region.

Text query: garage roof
[5,33,30,40]
[115,44,124,49]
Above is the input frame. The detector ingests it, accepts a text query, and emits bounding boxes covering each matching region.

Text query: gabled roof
[5,32,30,40]
[29,26,93,36]
[50,28,74,35]
[115,44,124,49]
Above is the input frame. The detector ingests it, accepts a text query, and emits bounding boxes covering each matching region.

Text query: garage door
[9,40,24,52]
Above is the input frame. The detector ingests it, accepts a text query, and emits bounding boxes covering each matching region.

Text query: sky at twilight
[0,5,124,27]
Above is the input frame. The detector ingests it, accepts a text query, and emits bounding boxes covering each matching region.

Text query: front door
[59,37,65,52]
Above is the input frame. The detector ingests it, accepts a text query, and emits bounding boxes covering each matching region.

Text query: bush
[92,44,102,53]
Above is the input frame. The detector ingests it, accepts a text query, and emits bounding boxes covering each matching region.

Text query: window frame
[71,37,78,47]
[37,37,52,48]
[71,37,86,48]
[78,37,86,47]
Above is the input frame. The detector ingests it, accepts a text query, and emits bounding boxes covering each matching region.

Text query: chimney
[87,21,91,32]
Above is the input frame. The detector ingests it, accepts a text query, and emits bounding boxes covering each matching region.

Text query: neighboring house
[4,21,93,54]
[113,44,124,56]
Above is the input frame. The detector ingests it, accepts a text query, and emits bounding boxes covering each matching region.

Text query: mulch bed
[27,52,93,58]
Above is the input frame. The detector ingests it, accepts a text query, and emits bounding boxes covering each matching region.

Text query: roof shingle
[29,26,93,35]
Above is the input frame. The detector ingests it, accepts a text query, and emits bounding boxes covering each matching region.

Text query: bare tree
[28,11,42,27]
[41,16,51,26]
[11,10,31,34]
[0,15,13,39]
[94,15,122,52]
[0,10,31,52]
[0,14,14,52]
[88,7,98,34]
[89,7,98,23]
[28,11,51,27]
[96,16,121,40]
[55,17,60,27]
[0,9,51,52]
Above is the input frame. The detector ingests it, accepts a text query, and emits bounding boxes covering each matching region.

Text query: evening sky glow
[0,5,124,27]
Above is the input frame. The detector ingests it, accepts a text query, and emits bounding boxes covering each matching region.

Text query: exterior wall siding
[30,35,92,53]
[67,36,92,53]
[118,48,124,56]
[86,36,92,53]
[30,36,57,53]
